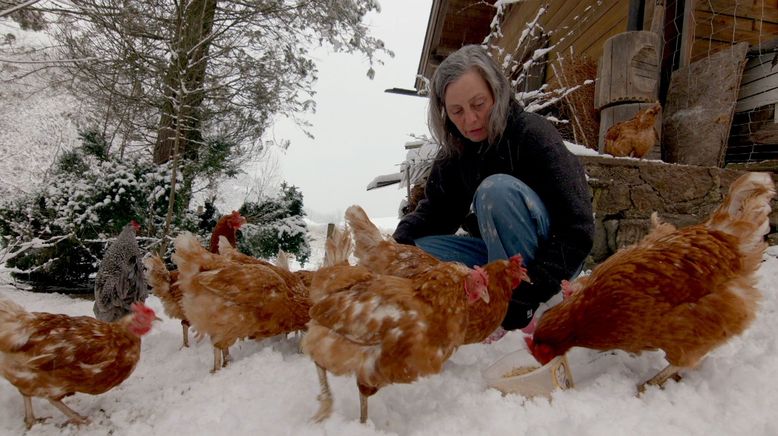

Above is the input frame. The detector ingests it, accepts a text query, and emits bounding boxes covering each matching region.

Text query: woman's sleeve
[392,159,469,245]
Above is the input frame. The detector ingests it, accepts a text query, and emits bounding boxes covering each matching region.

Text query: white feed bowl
[483,351,574,397]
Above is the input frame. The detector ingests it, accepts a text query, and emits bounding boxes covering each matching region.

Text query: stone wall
[580,154,778,267]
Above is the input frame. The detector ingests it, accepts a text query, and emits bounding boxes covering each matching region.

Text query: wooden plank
[728,104,778,152]
[548,0,620,53]
[574,1,628,54]
[553,0,624,55]
[644,0,656,31]
[741,54,778,84]
[693,14,765,44]
[546,0,596,31]
[736,88,778,112]
[755,20,778,35]
[699,0,756,14]
[595,31,661,108]
[694,10,756,38]
[679,0,697,67]
[500,2,545,50]
[690,39,735,63]
[581,20,628,60]
[727,160,778,171]
[697,0,778,23]
[738,70,778,99]
[611,34,628,103]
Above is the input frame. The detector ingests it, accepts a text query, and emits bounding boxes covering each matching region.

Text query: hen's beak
[480,288,490,304]
[154,316,163,322]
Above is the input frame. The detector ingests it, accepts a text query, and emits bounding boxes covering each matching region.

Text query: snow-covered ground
[1,220,778,436]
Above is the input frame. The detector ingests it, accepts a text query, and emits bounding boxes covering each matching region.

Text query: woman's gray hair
[427,44,512,156]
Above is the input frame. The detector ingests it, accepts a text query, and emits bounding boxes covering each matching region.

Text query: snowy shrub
[0,132,200,291]
[238,183,311,266]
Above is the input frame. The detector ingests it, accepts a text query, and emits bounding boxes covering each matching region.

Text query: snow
[1,220,778,435]
[0,21,86,200]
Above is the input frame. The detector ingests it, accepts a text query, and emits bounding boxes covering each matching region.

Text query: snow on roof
[366,172,403,191]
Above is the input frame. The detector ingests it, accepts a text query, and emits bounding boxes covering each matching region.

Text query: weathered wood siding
[691,0,778,63]
[498,0,629,83]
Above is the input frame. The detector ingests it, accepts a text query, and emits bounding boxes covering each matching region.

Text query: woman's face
[443,69,494,142]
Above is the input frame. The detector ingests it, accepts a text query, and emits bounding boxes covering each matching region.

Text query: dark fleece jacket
[393,102,594,329]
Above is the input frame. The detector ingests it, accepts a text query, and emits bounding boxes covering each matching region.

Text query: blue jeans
[414,174,550,268]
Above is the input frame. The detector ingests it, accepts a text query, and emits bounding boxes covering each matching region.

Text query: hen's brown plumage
[527,172,775,392]
[301,226,490,423]
[0,299,156,428]
[172,232,310,372]
[144,212,247,348]
[603,102,661,158]
[143,255,190,347]
[345,204,528,344]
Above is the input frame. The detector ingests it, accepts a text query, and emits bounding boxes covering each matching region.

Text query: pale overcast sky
[269,0,434,222]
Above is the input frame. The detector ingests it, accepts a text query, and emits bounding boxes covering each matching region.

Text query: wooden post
[594,31,661,110]
[650,0,665,36]
[326,223,335,240]
[322,222,336,266]
[678,0,696,67]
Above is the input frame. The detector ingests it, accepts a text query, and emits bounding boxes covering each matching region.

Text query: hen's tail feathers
[0,296,32,352]
[641,212,677,245]
[705,172,776,256]
[323,225,352,267]
[143,254,172,299]
[344,205,384,260]
[172,232,224,278]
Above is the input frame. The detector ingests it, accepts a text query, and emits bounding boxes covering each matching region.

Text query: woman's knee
[473,174,550,242]
[474,174,540,215]
[474,174,519,203]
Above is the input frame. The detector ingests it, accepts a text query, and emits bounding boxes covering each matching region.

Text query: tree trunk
[153,0,217,165]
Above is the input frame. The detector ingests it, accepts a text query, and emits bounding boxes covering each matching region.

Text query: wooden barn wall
[691,0,778,63]
[498,0,629,84]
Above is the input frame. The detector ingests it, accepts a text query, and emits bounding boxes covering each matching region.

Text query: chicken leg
[210,347,232,372]
[311,364,333,422]
[357,382,378,424]
[638,364,683,394]
[48,398,89,426]
[222,348,231,367]
[181,320,190,348]
[22,394,50,429]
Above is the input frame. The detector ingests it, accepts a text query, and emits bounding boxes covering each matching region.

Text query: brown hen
[0,299,156,429]
[345,204,528,344]
[303,227,531,423]
[603,102,661,158]
[526,171,775,393]
[172,232,310,372]
[143,212,248,348]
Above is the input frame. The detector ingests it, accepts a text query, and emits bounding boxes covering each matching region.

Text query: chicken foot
[48,398,89,427]
[22,394,50,429]
[357,383,378,424]
[311,364,333,423]
[638,364,683,394]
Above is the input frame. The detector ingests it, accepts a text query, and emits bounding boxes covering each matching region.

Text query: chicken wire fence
[658,0,778,166]
[483,0,778,164]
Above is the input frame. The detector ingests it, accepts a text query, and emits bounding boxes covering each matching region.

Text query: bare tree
[44,0,390,166]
